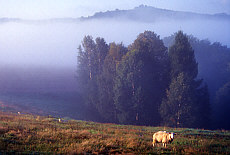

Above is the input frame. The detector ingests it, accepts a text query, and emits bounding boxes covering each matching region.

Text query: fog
[0,17,229,119]
[0,18,229,67]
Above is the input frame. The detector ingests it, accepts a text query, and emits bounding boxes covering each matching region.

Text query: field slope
[0,111,229,154]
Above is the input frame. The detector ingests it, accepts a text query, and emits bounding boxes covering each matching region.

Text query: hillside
[0,111,229,154]
[81,5,230,22]
[1,5,230,24]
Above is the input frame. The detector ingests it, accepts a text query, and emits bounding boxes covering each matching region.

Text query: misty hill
[1,5,230,24]
[81,5,230,22]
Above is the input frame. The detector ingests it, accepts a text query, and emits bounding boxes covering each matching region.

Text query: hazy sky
[0,0,230,19]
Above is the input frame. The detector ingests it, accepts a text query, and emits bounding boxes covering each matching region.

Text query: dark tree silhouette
[160,31,211,128]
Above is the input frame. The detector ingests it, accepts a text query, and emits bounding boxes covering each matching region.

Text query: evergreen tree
[164,34,230,105]
[160,31,211,128]
[169,31,198,81]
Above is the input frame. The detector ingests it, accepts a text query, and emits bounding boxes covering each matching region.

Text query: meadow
[0,111,229,154]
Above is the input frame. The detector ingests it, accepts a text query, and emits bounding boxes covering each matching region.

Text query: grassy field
[0,111,230,154]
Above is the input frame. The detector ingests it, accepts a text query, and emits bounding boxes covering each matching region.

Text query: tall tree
[98,43,127,122]
[114,31,169,125]
[160,73,195,127]
[164,35,230,105]
[114,49,145,124]
[77,36,108,121]
[168,31,198,81]
[95,37,109,75]
[160,31,211,128]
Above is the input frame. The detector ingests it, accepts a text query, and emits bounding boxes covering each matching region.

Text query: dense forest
[77,31,230,129]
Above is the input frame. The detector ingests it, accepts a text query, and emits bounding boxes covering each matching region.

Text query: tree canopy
[76,30,216,129]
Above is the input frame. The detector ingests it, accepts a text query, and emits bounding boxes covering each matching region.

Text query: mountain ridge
[80,5,230,22]
[1,5,230,24]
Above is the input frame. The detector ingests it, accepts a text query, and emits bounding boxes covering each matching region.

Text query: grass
[0,111,230,154]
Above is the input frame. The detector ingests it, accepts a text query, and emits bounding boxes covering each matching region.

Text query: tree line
[77,30,213,129]
[164,34,230,129]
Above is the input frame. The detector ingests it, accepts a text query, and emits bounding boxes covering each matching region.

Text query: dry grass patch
[0,112,230,154]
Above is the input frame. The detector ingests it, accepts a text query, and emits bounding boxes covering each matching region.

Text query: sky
[0,0,230,19]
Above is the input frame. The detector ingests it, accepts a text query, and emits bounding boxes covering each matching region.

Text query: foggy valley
[1,1,230,153]
[0,5,230,127]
